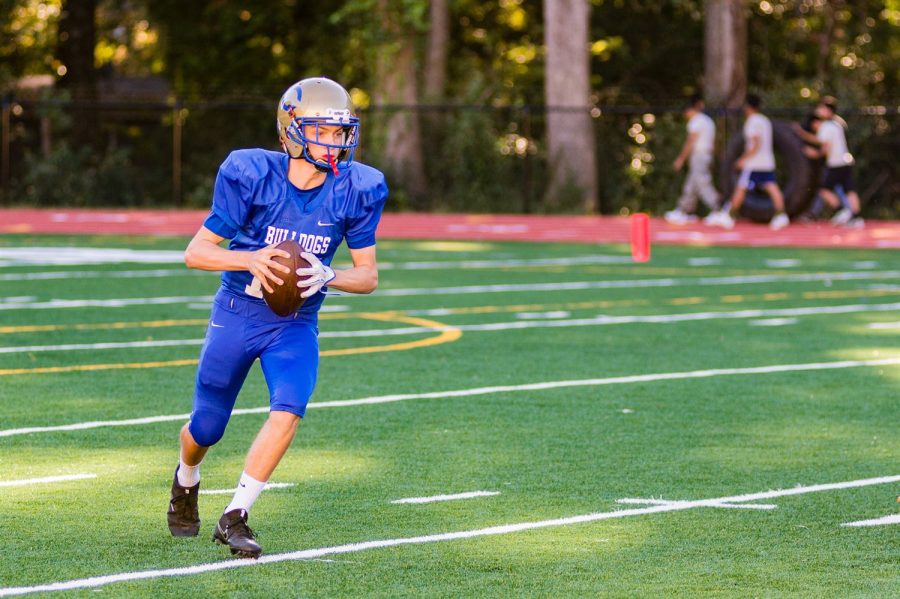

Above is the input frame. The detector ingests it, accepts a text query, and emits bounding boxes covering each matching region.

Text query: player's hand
[672,158,684,171]
[246,245,291,294]
[296,252,336,298]
[734,158,746,171]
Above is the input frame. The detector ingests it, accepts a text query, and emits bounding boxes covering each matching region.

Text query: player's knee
[188,409,230,447]
[269,410,301,433]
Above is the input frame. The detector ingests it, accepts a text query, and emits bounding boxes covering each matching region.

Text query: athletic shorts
[738,169,777,191]
[192,288,319,419]
[822,165,855,193]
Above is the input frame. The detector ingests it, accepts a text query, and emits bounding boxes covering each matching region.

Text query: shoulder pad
[222,148,284,181]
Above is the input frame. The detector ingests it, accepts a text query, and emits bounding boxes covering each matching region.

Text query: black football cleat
[214,509,262,559]
[167,468,200,537]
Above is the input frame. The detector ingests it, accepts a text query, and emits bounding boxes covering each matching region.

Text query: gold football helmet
[276,77,359,173]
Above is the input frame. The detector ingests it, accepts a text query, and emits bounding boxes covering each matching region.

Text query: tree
[543,0,597,212]
[704,0,746,111]
[424,0,449,101]
[370,0,427,205]
[56,0,97,147]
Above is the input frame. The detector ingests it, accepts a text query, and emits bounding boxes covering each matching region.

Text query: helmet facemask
[287,114,359,174]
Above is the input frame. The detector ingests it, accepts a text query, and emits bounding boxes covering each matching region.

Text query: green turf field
[1,235,898,597]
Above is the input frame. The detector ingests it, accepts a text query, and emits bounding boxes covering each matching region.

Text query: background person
[704,94,789,231]
[665,94,720,224]
[805,113,864,228]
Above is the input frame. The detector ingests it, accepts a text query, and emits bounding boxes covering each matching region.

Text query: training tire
[721,120,817,222]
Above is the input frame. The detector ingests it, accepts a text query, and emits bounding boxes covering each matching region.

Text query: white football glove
[296,252,336,298]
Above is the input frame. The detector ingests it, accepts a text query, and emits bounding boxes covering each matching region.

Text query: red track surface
[1,208,899,249]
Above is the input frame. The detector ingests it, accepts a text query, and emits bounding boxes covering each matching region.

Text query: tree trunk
[424,0,449,102]
[704,0,746,112]
[543,0,597,213]
[815,1,836,87]
[56,0,98,148]
[372,1,428,205]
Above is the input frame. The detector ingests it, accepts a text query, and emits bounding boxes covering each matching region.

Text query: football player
[167,77,388,558]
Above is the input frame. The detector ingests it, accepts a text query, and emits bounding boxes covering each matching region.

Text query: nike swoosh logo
[239,483,246,488]
[210,322,224,328]
[317,220,334,227]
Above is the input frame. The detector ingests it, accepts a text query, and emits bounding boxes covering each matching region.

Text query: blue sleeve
[210,153,250,234]
[345,177,389,249]
[202,211,238,239]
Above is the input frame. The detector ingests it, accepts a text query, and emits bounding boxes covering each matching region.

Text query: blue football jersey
[203,148,388,317]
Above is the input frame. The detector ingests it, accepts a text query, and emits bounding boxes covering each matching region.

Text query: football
[262,239,311,316]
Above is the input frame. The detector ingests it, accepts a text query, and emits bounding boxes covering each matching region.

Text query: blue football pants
[188,289,319,447]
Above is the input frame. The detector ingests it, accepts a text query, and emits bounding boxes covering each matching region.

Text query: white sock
[177,458,201,487]
[224,472,266,514]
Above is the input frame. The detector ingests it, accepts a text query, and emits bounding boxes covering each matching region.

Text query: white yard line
[2,270,900,310]
[615,498,777,510]
[199,482,296,496]
[688,257,723,266]
[0,296,213,311]
[866,321,900,330]
[391,491,500,504]
[0,259,627,281]
[2,357,898,438]
[371,270,900,297]
[0,269,201,281]
[0,248,185,266]
[0,251,630,270]
[748,318,798,327]
[0,339,204,354]
[765,259,801,268]
[841,514,900,527]
[1,474,897,596]
[0,473,96,488]
[297,302,900,338]
[3,301,897,354]
[514,311,571,319]
[378,255,633,269]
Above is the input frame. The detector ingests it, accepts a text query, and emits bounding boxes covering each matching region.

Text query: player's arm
[331,245,378,294]
[805,139,829,160]
[735,135,760,169]
[673,132,698,171]
[791,123,820,145]
[184,226,290,293]
[297,245,378,297]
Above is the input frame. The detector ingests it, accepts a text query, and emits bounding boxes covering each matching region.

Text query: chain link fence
[2,97,898,218]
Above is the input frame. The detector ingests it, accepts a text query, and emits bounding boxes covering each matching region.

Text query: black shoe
[213,509,262,558]
[167,468,200,537]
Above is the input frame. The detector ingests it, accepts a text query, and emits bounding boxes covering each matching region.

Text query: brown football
[262,239,311,316]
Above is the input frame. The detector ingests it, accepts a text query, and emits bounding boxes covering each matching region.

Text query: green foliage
[16,143,143,206]
[1,0,899,215]
[425,107,529,213]
[599,111,686,215]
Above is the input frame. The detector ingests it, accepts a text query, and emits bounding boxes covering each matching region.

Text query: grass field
[1,234,898,597]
